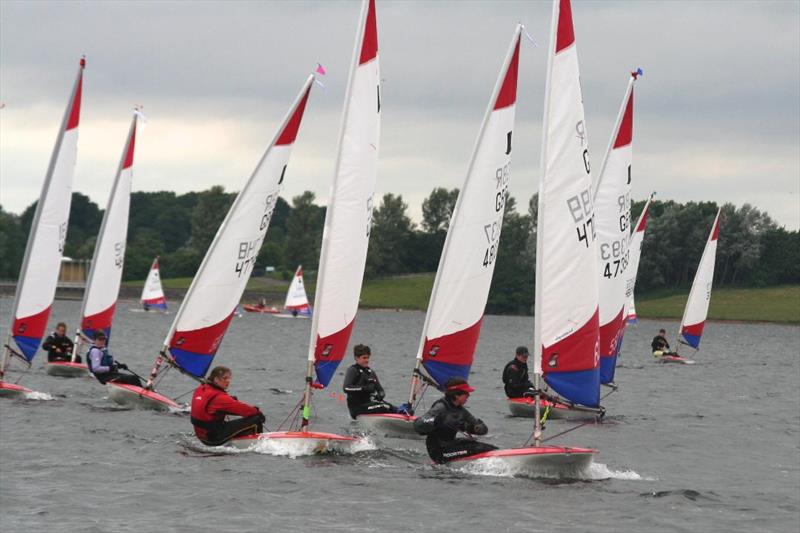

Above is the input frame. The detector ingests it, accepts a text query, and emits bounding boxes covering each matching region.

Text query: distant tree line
[1,188,797,314]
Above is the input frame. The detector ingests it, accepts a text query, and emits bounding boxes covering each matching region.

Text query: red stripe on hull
[359,0,378,65]
[555,0,576,53]
[542,308,599,374]
[315,320,355,365]
[613,88,634,149]
[13,306,52,340]
[422,317,483,366]
[493,36,520,110]
[82,302,117,331]
[170,312,235,355]
[276,85,311,146]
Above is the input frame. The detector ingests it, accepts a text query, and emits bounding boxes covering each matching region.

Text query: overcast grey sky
[1,0,798,229]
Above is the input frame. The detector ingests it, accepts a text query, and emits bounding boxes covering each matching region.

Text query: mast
[71,111,138,361]
[407,25,522,408]
[302,0,380,428]
[2,58,85,378]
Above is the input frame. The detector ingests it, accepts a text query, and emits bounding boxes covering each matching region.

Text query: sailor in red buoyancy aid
[191,366,265,446]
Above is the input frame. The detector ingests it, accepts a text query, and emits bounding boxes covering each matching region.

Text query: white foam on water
[584,462,650,481]
[24,391,54,401]
[244,435,377,458]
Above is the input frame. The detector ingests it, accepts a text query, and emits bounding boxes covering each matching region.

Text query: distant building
[59,257,90,285]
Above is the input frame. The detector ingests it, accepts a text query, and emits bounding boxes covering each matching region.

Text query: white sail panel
[80,114,137,340]
[8,59,84,362]
[418,27,521,387]
[534,0,600,407]
[310,0,380,388]
[141,257,167,310]
[679,209,721,349]
[284,265,310,313]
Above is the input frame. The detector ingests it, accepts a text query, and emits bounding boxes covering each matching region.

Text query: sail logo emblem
[321,344,333,358]
[427,345,440,358]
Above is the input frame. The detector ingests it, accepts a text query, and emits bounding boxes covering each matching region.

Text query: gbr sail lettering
[567,120,595,248]
[483,161,511,268]
[600,192,631,278]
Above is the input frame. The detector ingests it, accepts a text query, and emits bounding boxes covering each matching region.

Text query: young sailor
[87,332,141,386]
[652,329,675,357]
[191,366,265,446]
[342,344,398,419]
[413,378,497,464]
[502,346,535,398]
[42,322,81,363]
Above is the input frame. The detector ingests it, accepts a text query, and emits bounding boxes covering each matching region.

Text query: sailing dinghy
[1,59,85,396]
[625,194,654,324]
[230,0,379,453]
[48,111,140,378]
[243,265,311,317]
[659,208,721,365]
[357,26,522,438]
[106,76,315,410]
[489,0,596,475]
[139,257,168,312]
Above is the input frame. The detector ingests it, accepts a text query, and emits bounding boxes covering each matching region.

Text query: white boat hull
[0,381,34,397]
[656,354,695,365]
[448,446,596,478]
[507,398,602,421]
[106,382,182,411]
[355,413,420,438]
[228,430,362,455]
[44,361,89,377]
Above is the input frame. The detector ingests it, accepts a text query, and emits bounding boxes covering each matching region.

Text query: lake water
[1,297,798,532]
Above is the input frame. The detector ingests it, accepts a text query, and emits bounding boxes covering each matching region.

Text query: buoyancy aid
[190,383,226,432]
[86,347,113,373]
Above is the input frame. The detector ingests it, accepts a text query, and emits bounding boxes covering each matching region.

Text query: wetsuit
[502,358,534,398]
[651,335,671,355]
[87,346,141,387]
[191,383,265,446]
[413,397,497,464]
[42,332,80,363]
[342,364,397,419]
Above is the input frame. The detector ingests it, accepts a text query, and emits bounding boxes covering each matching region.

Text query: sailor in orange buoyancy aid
[191,366,265,446]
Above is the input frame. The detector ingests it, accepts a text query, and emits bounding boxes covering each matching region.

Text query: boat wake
[448,459,647,481]
[245,435,377,458]
[24,391,55,401]
[585,462,651,481]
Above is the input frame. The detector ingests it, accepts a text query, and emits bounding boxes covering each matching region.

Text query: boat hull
[355,413,419,438]
[0,381,34,397]
[242,304,280,314]
[44,361,89,377]
[448,446,596,477]
[507,398,601,420]
[106,382,182,411]
[656,355,695,365]
[229,430,360,454]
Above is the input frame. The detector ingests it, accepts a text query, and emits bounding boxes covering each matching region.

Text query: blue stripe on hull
[545,367,600,407]
[422,361,471,389]
[681,333,701,349]
[600,355,617,384]
[13,335,41,362]
[169,348,213,378]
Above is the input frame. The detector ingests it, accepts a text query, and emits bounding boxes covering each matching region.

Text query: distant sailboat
[660,208,721,365]
[49,111,140,378]
[279,265,312,318]
[230,0,379,452]
[0,58,85,396]
[356,25,522,438]
[104,75,315,410]
[625,194,654,324]
[140,257,167,312]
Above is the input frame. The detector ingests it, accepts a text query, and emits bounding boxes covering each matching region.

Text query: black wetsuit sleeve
[414,401,448,435]
[343,366,373,393]
[42,335,56,353]
[462,408,488,436]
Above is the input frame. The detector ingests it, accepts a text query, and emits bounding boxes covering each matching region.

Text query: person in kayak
[342,344,399,418]
[652,329,676,356]
[502,346,536,398]
[87,332,141,386]
[42,322,81,363]
[413,378,498,464]
[191,366,265,446]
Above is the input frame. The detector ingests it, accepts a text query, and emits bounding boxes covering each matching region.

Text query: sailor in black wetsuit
[87,332,141,387]
[502,346,536,398]
[42,322,81,363]
[414,377,498,464]
[342,344,397,419]
[651,329,675,356]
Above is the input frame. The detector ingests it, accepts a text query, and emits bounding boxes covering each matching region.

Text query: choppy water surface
[1,298,798,532]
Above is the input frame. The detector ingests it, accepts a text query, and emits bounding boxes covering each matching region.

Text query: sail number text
[483,161,511,268]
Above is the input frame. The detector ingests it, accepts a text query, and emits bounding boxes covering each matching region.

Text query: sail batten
[679,209,721,349]
[535,0,600,408]
[7,59,85,365]
[162,76,315,379]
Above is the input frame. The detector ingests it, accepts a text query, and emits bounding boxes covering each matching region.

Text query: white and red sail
[625,194,653,324]
[309,0,380,388]
[6,58,85,364]
[679,209,721,349]
[594,70,639,384]
[534,0,600,407]
[79,112,138,342]
[284,265,311,316]
[416,26,522,388]
[163,76,315,379]
[141,257,167,311]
